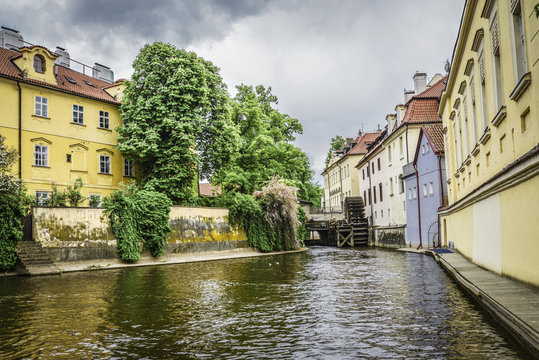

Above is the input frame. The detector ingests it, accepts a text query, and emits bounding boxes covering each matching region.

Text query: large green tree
[214,85,321,205]
[117,42,240,204]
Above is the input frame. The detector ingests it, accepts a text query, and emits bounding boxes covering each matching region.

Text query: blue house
[402,125,447,248]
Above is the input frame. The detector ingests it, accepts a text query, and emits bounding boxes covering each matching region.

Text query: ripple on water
[0,247,531,359]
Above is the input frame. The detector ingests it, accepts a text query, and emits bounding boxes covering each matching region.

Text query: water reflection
[0,248,530,359]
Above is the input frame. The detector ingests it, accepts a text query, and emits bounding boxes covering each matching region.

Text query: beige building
[322,132,380,211]
[438,0,538,285]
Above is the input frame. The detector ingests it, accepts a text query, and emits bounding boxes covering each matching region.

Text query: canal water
[0,247,530,359]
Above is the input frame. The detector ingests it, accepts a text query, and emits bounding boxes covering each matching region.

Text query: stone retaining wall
[32,206,247,262]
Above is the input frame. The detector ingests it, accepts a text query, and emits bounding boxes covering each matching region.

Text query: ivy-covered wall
[32,206,247,262]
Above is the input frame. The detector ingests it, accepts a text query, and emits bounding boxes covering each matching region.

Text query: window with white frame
[510,0,527,81]
[423,184,428,197]
[34,95,48,117]
[408,188,412,200]
[34,145,48,167]
[389,177,394,195]
[124,159,134,177]
[72,104,84,124]
[428,182,434,196]
[489,4,504,110]
[425,144,430,153]
[412,186,417,199]
[99,110,110,129]
[99,155,111,174]
[35,191,49,205]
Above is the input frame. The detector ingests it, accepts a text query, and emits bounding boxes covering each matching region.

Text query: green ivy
[296,207,307,247]
[0,192,25,272]
[103,183,172,262]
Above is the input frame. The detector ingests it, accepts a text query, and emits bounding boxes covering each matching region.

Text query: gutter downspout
[437,155,445,248]
[414,164,422,250]
[17,81,22,179]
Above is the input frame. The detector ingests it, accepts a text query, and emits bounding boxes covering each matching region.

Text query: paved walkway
[431,250,539,356]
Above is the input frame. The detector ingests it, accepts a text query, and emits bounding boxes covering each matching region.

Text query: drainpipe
[437,155,445,248]
[414,164,422,250]
[17,81,22,179]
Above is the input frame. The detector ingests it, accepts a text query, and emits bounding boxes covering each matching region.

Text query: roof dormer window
[33,55,45,73]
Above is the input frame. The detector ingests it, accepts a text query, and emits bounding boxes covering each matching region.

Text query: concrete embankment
[396,247,539,358]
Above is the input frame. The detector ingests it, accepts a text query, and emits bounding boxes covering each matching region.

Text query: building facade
[0,27,129,205]
[438,0,538,285]
[322,132,380,211]
[403,125,447,248]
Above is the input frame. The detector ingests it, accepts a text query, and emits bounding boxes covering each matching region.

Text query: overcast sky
[1,0,465,184]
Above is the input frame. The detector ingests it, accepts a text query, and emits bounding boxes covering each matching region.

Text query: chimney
[404,89,415,103]
[413,72,427,94]
[92,63,114,84]
[54,46,70,68]
[386,113,397,134]
[0,26,23,50]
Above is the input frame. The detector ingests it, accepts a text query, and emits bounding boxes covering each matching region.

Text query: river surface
[0,247,531,359]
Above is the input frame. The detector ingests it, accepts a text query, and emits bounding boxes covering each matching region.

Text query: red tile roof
[422,124,445,154]
[199,183,221,197]
[401,76,447,124]
[0,47,120,105]
[347,131,382,154]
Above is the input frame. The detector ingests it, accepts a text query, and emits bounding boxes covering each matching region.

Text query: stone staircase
[16,241,60,275]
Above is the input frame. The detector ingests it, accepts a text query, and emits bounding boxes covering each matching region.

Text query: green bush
[228,177,302,252]
[103,183,172,262]
[0,192,25,272]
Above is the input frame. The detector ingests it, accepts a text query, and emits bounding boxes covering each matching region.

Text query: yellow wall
[439,0,539,285]
[0,48,129,204]
[441,174,539,286]
[440,0,538,204]
[499,175,539,285]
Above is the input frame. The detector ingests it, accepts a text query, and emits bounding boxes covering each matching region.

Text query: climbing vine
[228,177,303,252]
[103,183,172,262]
[0,135,24,271]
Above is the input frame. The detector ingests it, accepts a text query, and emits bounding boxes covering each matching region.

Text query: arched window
[33,55,45,73]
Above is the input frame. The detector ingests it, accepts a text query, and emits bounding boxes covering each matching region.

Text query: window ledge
[471,145,480,157]
[70,170,88,173]
[32,114,50,120]
[491,105,507,127]
[464,156,472,166]
[32,165,50,168]
[123,175,135,178]
[98,172,112,176]
[479,127,491,145]
[509,72,531,102]
[97,127,112,131]
[454,172,460,178]
[71,122,86,127]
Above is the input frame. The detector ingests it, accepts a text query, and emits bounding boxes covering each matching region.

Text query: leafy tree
[0,135,24,271]
[324,135,345,168]
[213,85,321,205]
[66,178,86,207]
[117,42,240,204]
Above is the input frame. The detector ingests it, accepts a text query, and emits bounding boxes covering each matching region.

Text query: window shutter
[509,0,519,14]
[491,16,500,55]
[479,53,485,84]
[470,78,476,104]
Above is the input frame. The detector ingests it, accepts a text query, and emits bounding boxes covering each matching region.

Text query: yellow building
[438,0,538,285]
[0,28,129,205]
[322,132,380,211]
